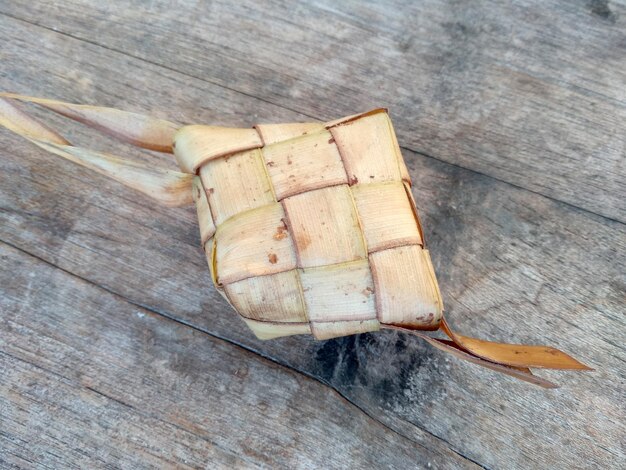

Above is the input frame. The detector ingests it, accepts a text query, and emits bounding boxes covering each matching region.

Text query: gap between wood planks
[0,237,487,469]
[1,11,624,229]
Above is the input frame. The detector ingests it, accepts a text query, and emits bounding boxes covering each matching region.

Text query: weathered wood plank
[0,358,249,469]
[0,13,624,470]
[1,0,624,220]
[0,241,475,469]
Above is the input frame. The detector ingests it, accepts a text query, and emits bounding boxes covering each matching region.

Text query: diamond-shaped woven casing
[176,109,443,340]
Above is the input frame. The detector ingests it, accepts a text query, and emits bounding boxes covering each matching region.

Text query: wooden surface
[0,1,624,468]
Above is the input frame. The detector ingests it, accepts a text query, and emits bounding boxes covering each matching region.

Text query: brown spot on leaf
[362,286,374,298]
[349,175,359,185]
[268,253,278,264]
[266,160,276,167]
[328,137,335,144]
[273,219,289,240]
[296,232,311,250]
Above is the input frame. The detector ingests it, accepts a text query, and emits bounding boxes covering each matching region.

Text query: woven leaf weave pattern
[176,109,443,340]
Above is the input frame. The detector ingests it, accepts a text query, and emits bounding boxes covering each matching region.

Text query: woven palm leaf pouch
[0,94,592,388]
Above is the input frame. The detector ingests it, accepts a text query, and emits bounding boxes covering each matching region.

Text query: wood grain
[0,7,624,470]
[1,0,624,221]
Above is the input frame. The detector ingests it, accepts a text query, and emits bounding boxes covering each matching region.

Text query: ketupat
[0,93,592,388]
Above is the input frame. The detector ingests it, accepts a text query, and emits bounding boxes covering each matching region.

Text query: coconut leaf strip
[382,324,559,388]
[440,318,592,370]
[1,92,178,153]
[30,139,192,207]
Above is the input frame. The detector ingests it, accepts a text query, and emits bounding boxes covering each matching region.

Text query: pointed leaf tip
[0,97,69,145]
[1,93,178,153]
[440,318,592,370]
[382,325,560,388]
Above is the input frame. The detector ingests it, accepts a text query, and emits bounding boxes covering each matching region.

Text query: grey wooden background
[0,1,624,469]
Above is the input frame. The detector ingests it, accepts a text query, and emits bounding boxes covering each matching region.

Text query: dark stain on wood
[588,0,617,22]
